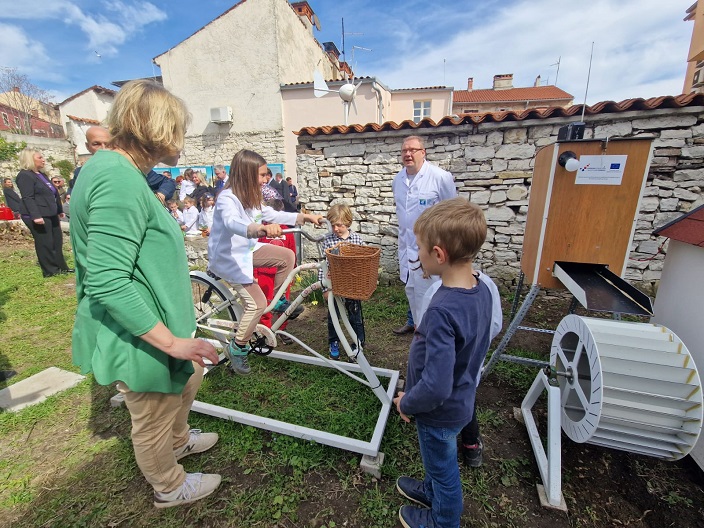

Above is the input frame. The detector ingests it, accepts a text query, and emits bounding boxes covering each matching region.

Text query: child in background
[208,149,323,375]
[181,195,200,236]
[198,193,215,236]
[319,204,366,360]
[393,198,493,528]
[166,200,184,226]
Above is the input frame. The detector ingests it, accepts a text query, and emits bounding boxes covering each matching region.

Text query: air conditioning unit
[693,68,704,88]
[210,106,233,124]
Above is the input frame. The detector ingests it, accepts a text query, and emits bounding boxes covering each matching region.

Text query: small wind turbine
[313,70,362,126]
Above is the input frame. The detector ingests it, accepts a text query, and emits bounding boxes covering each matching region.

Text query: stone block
[360,452,385,479]
[506,185,528,201]
[632,115,697,130]
[495,144,536,159]
[680,146,704,159]
[660,129,692,139]
[504,128,527,144]
[639,196,659,212]
[673,168,704,182]
[595,121,633,138]
[485,207,516,222]
[659,198,679,211]
[465,145,496,161]
[472,190,491,205]
[492,159,508,172]
[490,190,506,203]
[324,143,367,157]
[673,188,702,200]
[653,138,686,148]
[486,131,504,146]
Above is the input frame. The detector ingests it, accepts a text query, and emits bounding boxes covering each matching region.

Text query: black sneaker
[462,437,483,468]
[398,504,434,528]
[395,476,431,508]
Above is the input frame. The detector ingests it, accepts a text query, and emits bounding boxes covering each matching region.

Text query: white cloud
[0,23,54,78]
[370,0,692,103]
[0,1,167,58]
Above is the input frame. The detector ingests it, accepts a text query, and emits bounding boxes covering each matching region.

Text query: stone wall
[295,107,704,293]
[181,130,285,167]
[0,133,74,182]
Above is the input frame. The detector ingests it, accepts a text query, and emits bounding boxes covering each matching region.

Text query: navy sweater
[400,283,492,428]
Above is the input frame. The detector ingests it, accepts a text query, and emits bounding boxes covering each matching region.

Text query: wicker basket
[325,243,380,300]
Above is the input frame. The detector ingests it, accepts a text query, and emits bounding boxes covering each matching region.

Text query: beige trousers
[229,243,295,345]
[117,362,204,494]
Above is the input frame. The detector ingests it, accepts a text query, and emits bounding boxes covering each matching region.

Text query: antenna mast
[581,43,594,122]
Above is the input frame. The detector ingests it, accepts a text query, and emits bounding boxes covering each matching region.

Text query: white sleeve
[477,271,503,341]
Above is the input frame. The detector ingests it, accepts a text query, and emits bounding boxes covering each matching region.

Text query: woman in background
[70,80,221,508]
[16,148,71,277]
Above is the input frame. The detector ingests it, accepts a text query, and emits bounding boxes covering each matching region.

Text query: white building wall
[651,240,704,470]
[281,81,388,182]
[155,0,281,135]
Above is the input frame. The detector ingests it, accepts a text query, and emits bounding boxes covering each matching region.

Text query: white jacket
[208,188,299,284]
[392,160,456,282]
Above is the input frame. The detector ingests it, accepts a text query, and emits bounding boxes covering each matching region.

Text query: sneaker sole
[396,481,431,509]
[154,487,217,509]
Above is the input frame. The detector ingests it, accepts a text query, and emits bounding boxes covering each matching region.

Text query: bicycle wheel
[191,273,239,339]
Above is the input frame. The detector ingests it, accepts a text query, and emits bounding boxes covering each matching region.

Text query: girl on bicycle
[208,149,323,375]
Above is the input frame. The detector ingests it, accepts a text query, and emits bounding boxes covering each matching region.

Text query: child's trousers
[327,297,365,346]
[416,420,464,528]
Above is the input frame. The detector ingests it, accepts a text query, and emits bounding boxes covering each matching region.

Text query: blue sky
[0,0,695,106]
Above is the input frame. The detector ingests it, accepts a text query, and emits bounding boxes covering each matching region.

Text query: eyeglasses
[52,180,61,184]
[401,148,424,154]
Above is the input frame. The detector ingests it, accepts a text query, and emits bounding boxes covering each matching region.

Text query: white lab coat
[208,188,299,284]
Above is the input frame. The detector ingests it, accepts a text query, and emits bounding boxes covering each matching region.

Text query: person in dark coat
[3,177,21,216]
[16,148,72,277]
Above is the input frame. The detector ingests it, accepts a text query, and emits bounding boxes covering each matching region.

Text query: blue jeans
[327,297,365,346]
[416,420,464,528]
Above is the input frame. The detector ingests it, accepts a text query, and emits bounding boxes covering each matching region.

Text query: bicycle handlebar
[281,219,332,242]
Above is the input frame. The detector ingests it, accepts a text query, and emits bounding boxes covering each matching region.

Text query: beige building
[452,74,573,115]
[684,1,704,93]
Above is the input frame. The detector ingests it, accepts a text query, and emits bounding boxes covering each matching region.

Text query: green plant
[52,159,75,180]
[0,136,26,161]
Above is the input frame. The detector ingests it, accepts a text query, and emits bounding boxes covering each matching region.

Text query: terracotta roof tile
[453,85,573,103]
[296,93,704,136]
[66,115,102,125]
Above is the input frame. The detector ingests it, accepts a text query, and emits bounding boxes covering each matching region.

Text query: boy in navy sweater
[393,198,492,528]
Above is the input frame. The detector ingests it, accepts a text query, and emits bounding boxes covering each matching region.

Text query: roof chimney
[493,73,513,90]
[534,75,541,87]
[291,1,320,34]
[467,77,474,91]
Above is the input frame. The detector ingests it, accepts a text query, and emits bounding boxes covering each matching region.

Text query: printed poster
[574,155,628,185]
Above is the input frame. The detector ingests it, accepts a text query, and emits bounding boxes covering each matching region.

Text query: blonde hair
[327,203,353,226]
[18,148,44,172]
[414,198,486,263]
[228,149,266,210]
[183,195,196,206]
[107,80,190,167]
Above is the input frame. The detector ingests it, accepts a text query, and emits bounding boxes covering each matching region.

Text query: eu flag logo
[610,163,620,169]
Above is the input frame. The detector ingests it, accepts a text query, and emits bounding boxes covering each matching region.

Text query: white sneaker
[153,472,222,509]
[174,429,219,461]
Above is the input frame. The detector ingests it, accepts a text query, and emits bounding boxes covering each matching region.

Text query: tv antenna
[549,57,561,86]
[581,42,595,121]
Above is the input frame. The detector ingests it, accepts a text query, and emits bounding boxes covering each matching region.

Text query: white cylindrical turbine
[551,315,703,460]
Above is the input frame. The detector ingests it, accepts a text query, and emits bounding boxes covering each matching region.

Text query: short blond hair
[18,148,43,172]
[107,80,190,166]
[327,203,353,226]
[414,198,486,263]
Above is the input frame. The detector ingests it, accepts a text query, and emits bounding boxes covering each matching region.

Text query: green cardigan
[70,150,195,393]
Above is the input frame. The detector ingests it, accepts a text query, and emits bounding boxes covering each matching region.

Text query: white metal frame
[521,369,565,509]
[190,262,399,458]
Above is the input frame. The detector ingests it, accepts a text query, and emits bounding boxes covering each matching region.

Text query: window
[1,113,8,126]
[13,116,20,127]
[463,108,478,114]
[413,100,431,123]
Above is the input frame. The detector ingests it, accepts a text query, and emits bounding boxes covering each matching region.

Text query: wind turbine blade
[313,69,331,97]
[351,97,358,115]
[344,102,349,126]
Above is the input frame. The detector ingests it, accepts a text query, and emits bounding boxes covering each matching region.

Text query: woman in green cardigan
[70,80,222,508]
